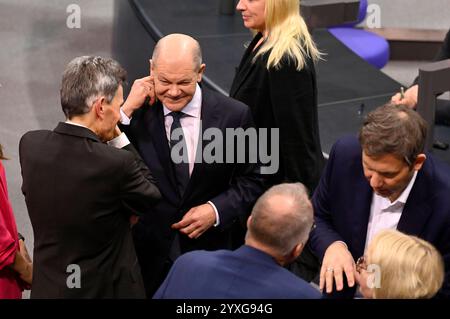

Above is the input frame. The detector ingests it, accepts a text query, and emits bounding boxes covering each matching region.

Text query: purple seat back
[340,0,368,27]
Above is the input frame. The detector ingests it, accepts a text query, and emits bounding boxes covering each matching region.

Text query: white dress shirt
[162,85,202,176]
[364,171,418,249]
[118,84,220,226]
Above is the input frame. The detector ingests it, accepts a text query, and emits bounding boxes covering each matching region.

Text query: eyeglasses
[356,256,368,273]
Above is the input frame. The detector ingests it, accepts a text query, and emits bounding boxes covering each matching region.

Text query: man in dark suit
[19,56,161,298]
[153,183,321,299]
[310,103,450,298]
[119,34,266,297]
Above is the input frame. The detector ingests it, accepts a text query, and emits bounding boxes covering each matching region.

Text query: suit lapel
[350,175,373,257]
[144,104,179,194]
[230,33,263,97]
[182,90,220,201]
[397,167,432,236]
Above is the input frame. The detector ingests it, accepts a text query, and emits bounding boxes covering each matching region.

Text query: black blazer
[19,123,161,298]
[122,88,266,295]
[230,33,324,193]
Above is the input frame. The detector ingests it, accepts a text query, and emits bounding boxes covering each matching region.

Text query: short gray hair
[359,103,427,166]
[60,56,127,118]
[248,183,313,255]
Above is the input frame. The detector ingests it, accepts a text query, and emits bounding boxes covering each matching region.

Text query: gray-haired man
[19,56,161,298]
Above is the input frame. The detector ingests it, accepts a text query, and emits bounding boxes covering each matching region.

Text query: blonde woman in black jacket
[230,0,324,281]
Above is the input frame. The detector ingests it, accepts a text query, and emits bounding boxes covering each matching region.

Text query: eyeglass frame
[356,256,368,273]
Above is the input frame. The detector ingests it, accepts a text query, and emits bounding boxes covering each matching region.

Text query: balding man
[153,183,320,299]
[118,33,266,296]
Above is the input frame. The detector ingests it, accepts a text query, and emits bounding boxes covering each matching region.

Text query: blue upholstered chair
[328,0,390,69]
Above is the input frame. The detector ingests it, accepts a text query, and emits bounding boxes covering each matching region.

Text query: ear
[196,63,206,83]
[413,153,426,171]
[246,215,252,229]
[281,243,304,265]
[292,243,304,259]
[93,97,106,119]
[150,59,154,75]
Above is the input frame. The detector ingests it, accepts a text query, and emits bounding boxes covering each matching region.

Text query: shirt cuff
[120,108,131,125]
[107,132,130,149]
[207,201,220,227]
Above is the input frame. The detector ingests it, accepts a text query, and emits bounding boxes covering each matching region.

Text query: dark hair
[60,56,127,119]
[359,103,427,165]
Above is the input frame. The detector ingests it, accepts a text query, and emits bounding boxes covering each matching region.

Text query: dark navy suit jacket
[310,135,450,298]
[121,88,266,296]
[153,245,321,299]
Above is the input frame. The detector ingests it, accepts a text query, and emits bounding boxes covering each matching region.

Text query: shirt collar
[377,171,418,211]
[65,120,88,129]
[396,170,418,204]
[163,83,202,118]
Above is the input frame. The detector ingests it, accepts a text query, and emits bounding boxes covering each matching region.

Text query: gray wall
[367,0,450,29]
[0,1,115,299]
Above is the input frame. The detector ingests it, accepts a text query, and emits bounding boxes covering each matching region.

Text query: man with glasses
[310,103,450,298]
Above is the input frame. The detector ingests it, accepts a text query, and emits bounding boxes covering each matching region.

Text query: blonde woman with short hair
[230,0,324,279]
[356,229,444,299]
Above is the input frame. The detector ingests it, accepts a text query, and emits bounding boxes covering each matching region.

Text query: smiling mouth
[166,97,183,102]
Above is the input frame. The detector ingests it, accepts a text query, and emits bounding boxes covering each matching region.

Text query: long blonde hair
[255,0,321,70]
[368,230,444,299]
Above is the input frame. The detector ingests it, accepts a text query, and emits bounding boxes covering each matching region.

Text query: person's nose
[236,0,245,11]
[369,172,383,189]
[168,85,180,97]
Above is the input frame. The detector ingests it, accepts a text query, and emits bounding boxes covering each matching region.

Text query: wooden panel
[364,28,447,60]
[365,28,447,42]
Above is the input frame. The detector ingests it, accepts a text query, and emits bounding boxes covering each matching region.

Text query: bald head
[149,34,205,112]
[152,33,202,71]
[247,183,314,256]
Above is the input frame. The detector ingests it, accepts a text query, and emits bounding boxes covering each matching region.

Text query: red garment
[0,161,22,299]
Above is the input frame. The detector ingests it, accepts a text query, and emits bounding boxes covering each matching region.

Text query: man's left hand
[172,203,216,239]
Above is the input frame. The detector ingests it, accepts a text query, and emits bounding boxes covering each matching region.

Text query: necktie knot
[170,111,185,122]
